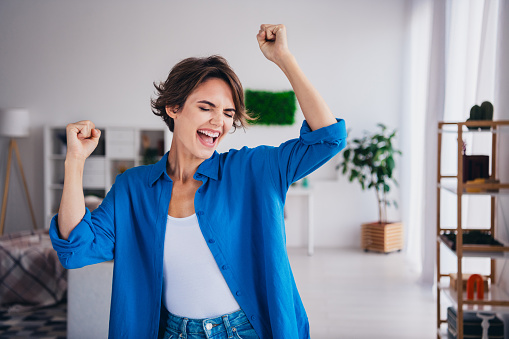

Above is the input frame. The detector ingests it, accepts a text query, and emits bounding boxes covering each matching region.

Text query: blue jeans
[162,309,260,339]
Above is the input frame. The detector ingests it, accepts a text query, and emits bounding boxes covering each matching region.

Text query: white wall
[0,0,406,247]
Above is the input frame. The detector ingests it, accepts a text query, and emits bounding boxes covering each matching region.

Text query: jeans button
[206,323,213,330]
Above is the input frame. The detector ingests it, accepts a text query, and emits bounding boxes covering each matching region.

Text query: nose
[210,110,224,127]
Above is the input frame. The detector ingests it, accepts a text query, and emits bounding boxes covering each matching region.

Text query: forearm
[57,158,86,240]
[277,54,337,131]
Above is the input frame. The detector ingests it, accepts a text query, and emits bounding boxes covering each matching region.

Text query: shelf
[49,155,66,160]
[439,127,508,134]
[439,283,509,313]
[438,183,509,196]
[438,234,509,259]
[439,120,509,134]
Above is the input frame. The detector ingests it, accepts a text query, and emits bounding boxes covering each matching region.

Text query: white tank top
[162,213,240,318]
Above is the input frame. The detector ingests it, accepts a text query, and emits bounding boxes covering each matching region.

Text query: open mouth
[197,129,220,147]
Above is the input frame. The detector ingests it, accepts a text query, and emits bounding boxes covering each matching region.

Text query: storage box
[107,144,135,159]
[463,155,489,183]
[83,158,106,188]
[449,273,489,292]
[447,307,504,339]
[84,158,106,172]
[82,173,105,188]
[106,128,135,158]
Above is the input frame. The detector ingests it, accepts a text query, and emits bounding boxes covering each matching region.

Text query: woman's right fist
[65,120,101,161]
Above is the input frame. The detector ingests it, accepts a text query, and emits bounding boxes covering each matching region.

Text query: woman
[50,24,347,338]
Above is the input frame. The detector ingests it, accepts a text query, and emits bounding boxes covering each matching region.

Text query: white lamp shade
[0,108,30,137]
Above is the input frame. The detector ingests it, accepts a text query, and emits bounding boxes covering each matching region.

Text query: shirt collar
[148,151,220,187]
[195,151,220,181]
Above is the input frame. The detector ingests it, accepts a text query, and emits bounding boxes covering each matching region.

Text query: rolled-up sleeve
[49,183,117,269]
[268,118,347,195]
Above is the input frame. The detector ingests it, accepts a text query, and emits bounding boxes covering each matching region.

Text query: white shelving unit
[44,126,168,228]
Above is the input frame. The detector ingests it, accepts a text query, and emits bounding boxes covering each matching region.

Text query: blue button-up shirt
[50,119,347,338]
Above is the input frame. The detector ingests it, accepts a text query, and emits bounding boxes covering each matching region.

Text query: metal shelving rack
[436,120,509,339]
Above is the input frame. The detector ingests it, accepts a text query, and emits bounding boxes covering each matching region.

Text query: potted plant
[337,123,403,253]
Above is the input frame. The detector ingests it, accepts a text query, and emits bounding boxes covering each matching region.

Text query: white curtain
[401,0,446,282]
[402,0,504,285]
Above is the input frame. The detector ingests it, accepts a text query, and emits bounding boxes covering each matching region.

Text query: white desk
[287,187,314,256]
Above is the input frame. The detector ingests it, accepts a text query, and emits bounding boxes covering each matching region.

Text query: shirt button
[198,188,203,193]
[222,265,228,270]
[251,315,256,321]
[197,211,204,216]
[236,291,242,296]
[206,323,213,330]
[208,239,215,244]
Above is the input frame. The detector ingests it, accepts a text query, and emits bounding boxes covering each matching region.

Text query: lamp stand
[0,138,38,235]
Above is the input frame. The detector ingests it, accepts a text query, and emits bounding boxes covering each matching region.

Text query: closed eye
[200,106,233,118]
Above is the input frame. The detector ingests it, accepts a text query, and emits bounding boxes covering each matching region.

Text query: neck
[166,144,204,183]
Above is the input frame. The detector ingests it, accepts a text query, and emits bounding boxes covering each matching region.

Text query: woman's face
[167,78,235,160]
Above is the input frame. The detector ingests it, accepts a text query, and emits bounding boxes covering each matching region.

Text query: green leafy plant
[337,124,402,224]
[245,90,296,125]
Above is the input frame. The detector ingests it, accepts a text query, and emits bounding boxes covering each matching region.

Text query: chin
[195,147,216,160]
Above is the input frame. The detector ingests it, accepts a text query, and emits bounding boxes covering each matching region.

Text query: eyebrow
[197,100,236,113]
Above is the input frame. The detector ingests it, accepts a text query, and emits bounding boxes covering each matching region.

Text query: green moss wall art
[245,89,297,126]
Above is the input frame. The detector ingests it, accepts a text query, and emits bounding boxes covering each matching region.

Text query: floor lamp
[0,108,37,235]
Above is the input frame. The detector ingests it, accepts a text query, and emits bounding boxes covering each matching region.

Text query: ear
[165,105,180,119]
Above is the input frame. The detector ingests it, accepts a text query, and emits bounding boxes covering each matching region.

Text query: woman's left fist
[256,24,292,65]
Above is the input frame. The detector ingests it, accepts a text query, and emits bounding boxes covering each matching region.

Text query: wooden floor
[288,248,436,339]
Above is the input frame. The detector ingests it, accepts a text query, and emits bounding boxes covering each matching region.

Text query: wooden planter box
[361,222,403,253]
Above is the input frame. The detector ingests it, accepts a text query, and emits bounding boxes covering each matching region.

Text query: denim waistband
[165,309,249,337]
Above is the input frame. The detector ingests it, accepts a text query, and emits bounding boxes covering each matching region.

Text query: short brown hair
[151,55,253,132]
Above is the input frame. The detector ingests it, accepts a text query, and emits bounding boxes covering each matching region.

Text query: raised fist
[65,120,101,161]
[256,24,291,65]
